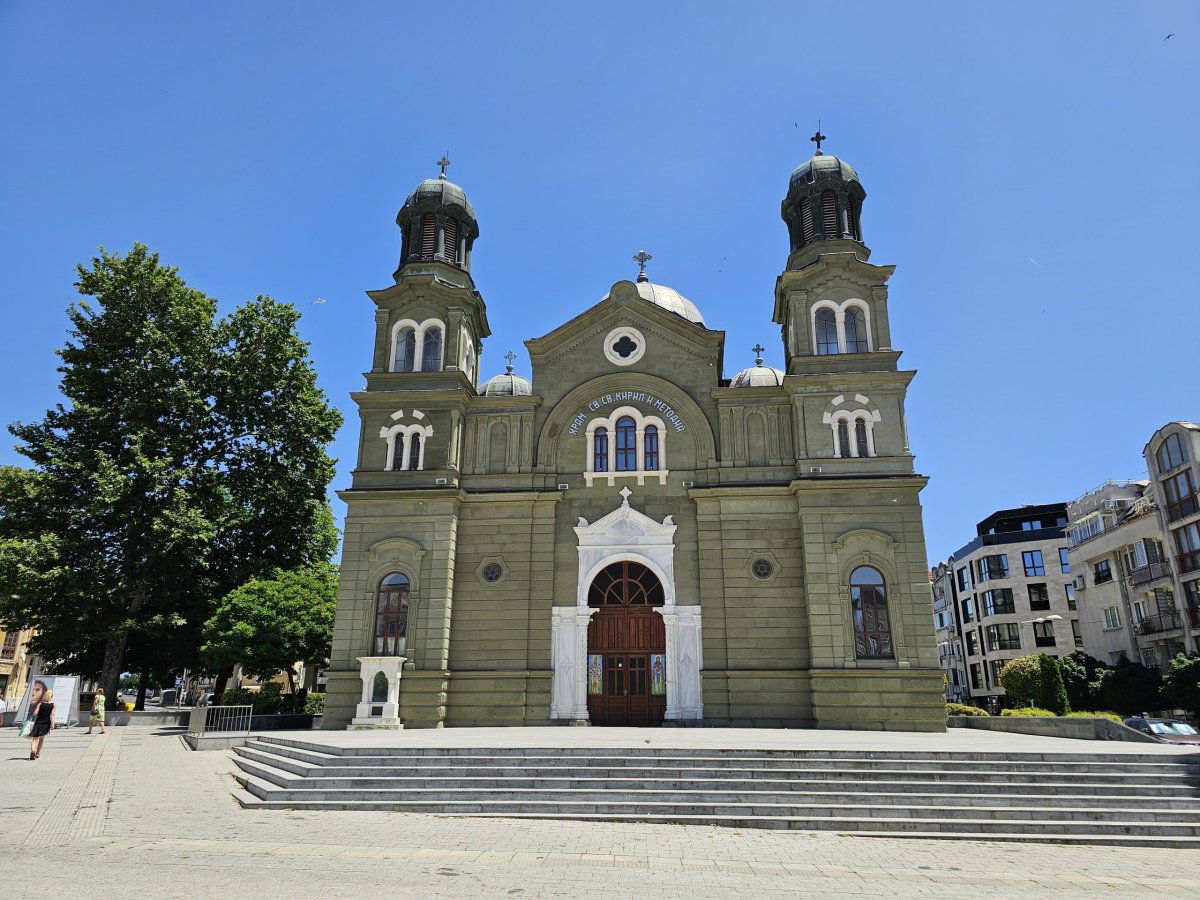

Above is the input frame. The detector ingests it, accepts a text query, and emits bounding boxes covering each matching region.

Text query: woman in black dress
[27,679,54,760]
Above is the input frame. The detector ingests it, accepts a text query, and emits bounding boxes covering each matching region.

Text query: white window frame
[584,405,668,486]
[389,317,446,373]
[810,298,873,355]
[379,409,434,471]
[829,409,879,458]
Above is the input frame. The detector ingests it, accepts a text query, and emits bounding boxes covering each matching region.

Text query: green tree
[1163,653,1200,719]
[999,654,1042,705]
[201,563,338,693]
[1097,657,1164,715]
[0,245,341,706]
[1060,651,1109,711]
[1037,653,1071,715]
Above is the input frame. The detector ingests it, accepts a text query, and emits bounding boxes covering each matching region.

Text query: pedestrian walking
[0,690,8,726]
[86,687,107,735]
[24,679,55,760]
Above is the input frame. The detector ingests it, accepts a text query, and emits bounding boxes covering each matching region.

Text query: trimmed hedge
[304,691,326,715]
[946,702,989,717]
[1001,707,1055,717]
[1067,710,1123,723]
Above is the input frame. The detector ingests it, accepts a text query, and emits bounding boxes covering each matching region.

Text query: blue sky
[1,1,1196,564]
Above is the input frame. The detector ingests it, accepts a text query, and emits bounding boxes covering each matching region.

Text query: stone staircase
[230,736,1200,847]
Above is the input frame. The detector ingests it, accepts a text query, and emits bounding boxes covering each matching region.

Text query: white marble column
[658,605,703,721]
[550,606,594,721]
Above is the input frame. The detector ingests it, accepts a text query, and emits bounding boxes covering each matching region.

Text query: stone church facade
[324,144,944,731]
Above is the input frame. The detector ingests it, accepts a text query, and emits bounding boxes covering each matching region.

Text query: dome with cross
[480,352,532,396]
[731,345,784,387]
[601,250,706,325]
[396,154,480,275]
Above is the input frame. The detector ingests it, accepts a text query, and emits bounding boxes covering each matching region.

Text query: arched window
[594,427,609,472]
[463,341,476,385]
[815,308,839,355]
[1157,433,1189,472]
[407,434,422,471]
[855,419,869,458]
[371,671,388,702]
[394,327,416,372]
[644,425,659,471]
[837,420,851,458]
[850,565,893,659]
[374,573,410,656]
[615,416,637,471]
[847,200,860,240]
[443,217,458,264]
[421,327,443,371]
[821,190,838,237]
[844,306,869,353]
[800,197,814,245]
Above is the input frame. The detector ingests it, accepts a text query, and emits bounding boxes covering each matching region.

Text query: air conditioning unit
[557,483,569,491]
[1074,576,1086,590]
[434,477,448,485]
[809,466,823,474]
[681,480,695,488]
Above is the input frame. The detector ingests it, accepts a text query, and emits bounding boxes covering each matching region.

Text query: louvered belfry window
[800,198,814,245]
[443,217,458,264]
[821,191,838,238]
[421,214,436,259]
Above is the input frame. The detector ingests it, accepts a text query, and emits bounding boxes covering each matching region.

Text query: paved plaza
[3,725,1200,899]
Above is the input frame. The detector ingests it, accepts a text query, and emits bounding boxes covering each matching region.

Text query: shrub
[1097,657,1163,714]
[304,691,326,715]
[999,655,1042,705]
[1038,653,1071,715]
[1067,710,1123,723]
[253,682,285,714]
[1001,707,1055,717]
[1163,653,1200,719]
[219,687,255,708]
[946,703,988,717]
[1061,651,1109,711]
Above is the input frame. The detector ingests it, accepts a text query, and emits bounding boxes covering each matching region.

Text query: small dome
[604,274,705,325]
[731,359,784,388]
[404,177,476,219]
[480,366,532,396]
[789,153,860,187]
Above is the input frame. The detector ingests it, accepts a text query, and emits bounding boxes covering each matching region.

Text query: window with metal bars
[421,214,436,259]
[443,217,458,264]
[821,191,838,237]
[800,198,814,244]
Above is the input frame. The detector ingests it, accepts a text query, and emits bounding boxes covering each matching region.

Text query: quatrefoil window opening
[603,326,647,366]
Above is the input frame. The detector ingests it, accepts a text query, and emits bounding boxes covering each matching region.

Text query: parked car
[1123,717,1200,745]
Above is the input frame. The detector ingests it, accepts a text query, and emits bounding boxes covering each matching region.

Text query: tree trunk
[285,666,296,694]
[100,582,149,710]
[134,670,148,711]
[213,668,232,699]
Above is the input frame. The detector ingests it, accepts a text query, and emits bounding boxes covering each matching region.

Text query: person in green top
[87,687,107,735]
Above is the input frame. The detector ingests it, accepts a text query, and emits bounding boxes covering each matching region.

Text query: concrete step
[228,761,1200,810]
[245,740,1200,774]
[251,736,1200,767]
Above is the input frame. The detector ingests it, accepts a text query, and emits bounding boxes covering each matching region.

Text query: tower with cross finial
[632,249,653,283]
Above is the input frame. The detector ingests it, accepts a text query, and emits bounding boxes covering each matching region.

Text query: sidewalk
[2,725,1199,899]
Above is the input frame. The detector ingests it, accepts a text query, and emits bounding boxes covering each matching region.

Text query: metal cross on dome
[504,350,517,372]
[437,152,451,177]
[632,249,653,276]
[810,126,826,156]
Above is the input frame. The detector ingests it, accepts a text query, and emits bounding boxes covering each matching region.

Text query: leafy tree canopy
[0,245,342,702]
[201,563,337,689]
[999,654,1042,706]
[1163,653,1200,719]
[1097,657,1163,715]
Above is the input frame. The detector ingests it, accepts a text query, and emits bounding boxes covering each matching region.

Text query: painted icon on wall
[650,653,666,695]
[587,654,603,695]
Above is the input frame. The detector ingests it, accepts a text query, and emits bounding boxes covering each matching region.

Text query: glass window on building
[956,566,971,591]
[1174,522,1200,575]
[1022,550,1045,577]
[978,554,1008,581]
[1064,583,1076,610]
[966,630,979,656]
[1028,583,1050,611]
[1033,620,1056,647]
[1103,606,1121,629]
[1072,619,1083,648]
[988,659,1003,686]
[1094,559,1113,584]
[969,663,983,690]
[1059,547,1070,573]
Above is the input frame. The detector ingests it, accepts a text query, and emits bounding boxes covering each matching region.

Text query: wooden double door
[586,561,667,727]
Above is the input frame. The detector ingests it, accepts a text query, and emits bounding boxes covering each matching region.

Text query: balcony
[1190,607,1200,630]
[1167,494,1200,523]
[1135,611,1183,637]
[1129,560,1172,587]
[1094,570,1114,585]
[1178,552,1200,576]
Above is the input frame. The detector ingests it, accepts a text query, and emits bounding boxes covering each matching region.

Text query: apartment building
[931,562,969,703]
[939,503,1079,709]
[0,626,34,704]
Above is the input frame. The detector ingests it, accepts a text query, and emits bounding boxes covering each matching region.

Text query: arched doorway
[586,560,667,726]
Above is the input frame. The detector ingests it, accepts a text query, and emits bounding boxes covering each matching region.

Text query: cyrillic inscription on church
[568,392,687,435]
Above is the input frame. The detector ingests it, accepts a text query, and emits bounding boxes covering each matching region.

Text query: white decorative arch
[583,405,669,486]
[823,394,881,458]
[810,298,873,355]
[550,489,702,723]
[379,408,434,470]
[389,317,446,372]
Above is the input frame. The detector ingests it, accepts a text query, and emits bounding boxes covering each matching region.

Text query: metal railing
[187,704,252,737]
[1134,612,1183,636]
[1129,560,1172,587]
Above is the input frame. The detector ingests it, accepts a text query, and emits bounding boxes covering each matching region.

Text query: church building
[324,139,944,730]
